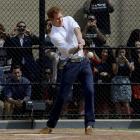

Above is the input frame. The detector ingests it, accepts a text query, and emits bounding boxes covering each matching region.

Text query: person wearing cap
[83,15,106,48]
[83,0,114,34]
[83,14,106,60]
[40,6,95,135]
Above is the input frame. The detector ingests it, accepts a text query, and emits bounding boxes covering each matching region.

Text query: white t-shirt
[50,16,84,59]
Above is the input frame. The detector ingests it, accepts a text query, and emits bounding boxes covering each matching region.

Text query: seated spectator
[0,23,11,118]
[111,46,134,118]
[0,23,11,66]
[44,19,59,83]
[126,29,140,117]
[127,29,140,61]
[4,65,31,119]
[0,100,4,118]
[0,77,4,119]
[130,48,140,117]
[6,21,39,82]
[83,0,114,34]
[42,69,57,113]
[94,47,115,117]
[0,73,5,118]
[0,74,4,118]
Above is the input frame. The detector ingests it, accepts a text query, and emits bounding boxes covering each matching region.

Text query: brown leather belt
[58,57,85,69]
[70,57,85,62]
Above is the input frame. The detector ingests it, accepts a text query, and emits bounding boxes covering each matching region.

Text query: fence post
[39,0,45,81]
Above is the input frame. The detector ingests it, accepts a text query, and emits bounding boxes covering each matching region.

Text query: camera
[85,33,97,44]
[85,25,97,38]
[17,28,25,33]
[84,24,97,46]
[85,33,97,39]
[85,33,97,46]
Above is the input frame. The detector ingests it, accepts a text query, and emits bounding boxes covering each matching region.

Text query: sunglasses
[88,18,95,22]
[17,25,26,28]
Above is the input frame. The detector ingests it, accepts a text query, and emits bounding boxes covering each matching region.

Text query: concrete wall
[0,119,140,129]
[0,0,140,47]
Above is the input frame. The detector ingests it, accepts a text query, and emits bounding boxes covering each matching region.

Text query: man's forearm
[68,47,79,54]
[74,27,85,45]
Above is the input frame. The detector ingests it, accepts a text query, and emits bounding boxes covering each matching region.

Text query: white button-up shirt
[50,16,84,59]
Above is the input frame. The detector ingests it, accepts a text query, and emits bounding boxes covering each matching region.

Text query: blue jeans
[47,58,95,128]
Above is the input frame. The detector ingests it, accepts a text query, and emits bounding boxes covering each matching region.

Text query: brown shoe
[39,127,53,134]
[85,126,93,135]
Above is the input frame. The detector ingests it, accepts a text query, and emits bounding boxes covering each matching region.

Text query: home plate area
[0,128,140,140]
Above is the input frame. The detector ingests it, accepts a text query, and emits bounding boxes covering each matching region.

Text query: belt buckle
[71,57,84,62]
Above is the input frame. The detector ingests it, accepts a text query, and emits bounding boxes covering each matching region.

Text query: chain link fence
[0,0,140,120]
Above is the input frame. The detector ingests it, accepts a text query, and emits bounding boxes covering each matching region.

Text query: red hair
[47,6,62,19]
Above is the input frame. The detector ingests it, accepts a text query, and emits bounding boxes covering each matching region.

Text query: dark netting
[0,0,140,120]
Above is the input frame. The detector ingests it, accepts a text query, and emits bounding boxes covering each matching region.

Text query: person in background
[126,29,140,117]
[83,14,106,56]
[83,0,114,34]
[4,65,31,119]
[40,6,95,135]
[44,19,59,83]
[94,47,114,118]
[0,24,9,66]
[127,29,140,61]
[130,48,140,117]
[83,15,106,47]
[111,46,134,118]
[0,23,11,118]
[7,21,39,82]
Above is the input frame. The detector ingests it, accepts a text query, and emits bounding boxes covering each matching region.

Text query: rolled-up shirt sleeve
[68,16,80,30]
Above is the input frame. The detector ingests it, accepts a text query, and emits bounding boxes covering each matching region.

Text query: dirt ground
[0,128,140,140]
